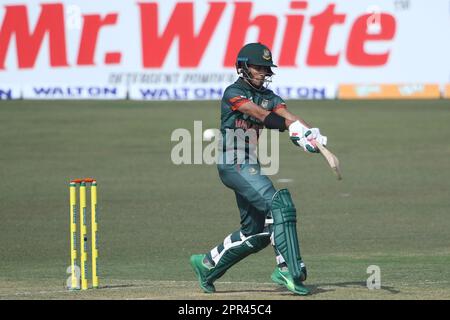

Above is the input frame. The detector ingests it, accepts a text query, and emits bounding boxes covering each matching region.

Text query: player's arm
[237,101,294,128]
[274,107,312,129]
[273,104,328,153]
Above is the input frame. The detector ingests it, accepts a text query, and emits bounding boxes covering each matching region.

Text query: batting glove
[289,121,327,153]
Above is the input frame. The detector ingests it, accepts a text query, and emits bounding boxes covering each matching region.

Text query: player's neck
[239,77,265,92]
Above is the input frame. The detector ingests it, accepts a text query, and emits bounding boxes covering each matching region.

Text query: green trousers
[203,163,307,283]
[218,163,276,236]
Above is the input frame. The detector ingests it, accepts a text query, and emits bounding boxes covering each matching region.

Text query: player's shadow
[217,282,400,296]
[273,284,333,295]
[97,284,137,289]
[216,284,333,295]
[218,288,285,294]
[308,281,401,295]
[63,283,138,291]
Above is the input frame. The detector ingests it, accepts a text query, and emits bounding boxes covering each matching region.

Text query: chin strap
[237,62,274,91]
[242,77,273,92]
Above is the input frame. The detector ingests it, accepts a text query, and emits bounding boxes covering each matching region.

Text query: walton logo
[0,1,397,70]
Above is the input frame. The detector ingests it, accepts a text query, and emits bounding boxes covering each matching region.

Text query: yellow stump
[91,180,99,288]
[69,182,78,290]
[79,182,88,290]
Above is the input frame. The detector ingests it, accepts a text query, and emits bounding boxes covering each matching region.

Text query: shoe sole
[272,271,310,296]
[285,285,310,296]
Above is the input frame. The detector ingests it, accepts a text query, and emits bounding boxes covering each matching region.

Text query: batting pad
[206,231,270,283]
[271,189,304,282]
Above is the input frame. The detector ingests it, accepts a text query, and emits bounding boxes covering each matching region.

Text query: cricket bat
[315,141,342,180]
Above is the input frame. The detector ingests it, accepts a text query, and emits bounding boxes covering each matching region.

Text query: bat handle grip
[314,140,325,153]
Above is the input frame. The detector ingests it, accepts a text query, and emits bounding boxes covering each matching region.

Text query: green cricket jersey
[221,78,287,132]
[219,78,287,163]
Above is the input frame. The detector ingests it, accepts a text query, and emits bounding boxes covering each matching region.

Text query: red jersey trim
[273,104,287,112]
[229,96,250,111]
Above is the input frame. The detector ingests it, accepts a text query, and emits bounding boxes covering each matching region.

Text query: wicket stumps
[69,178,99,290]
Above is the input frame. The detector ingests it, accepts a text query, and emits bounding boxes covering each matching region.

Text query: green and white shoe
[271,267,310,296]
[190,254,216,293]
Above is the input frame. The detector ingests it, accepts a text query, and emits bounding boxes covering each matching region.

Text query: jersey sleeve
[272,95,287,112]
[222,86,250,111]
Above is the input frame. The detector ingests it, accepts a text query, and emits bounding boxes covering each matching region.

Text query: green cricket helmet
[236,42,277,68]
[235,43,277,89]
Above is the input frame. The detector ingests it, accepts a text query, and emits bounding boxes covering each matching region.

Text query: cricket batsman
[190,43,328,295]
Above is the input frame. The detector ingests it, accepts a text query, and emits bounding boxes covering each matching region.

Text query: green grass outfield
[0,99,449,300]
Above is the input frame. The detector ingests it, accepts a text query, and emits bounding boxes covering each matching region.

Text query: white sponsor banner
[129,85,224,101]
[273,84,336,100]
[129,83,336,100]
[0,85,21,99]
[0,0,449,100]
[22,84,127,100]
